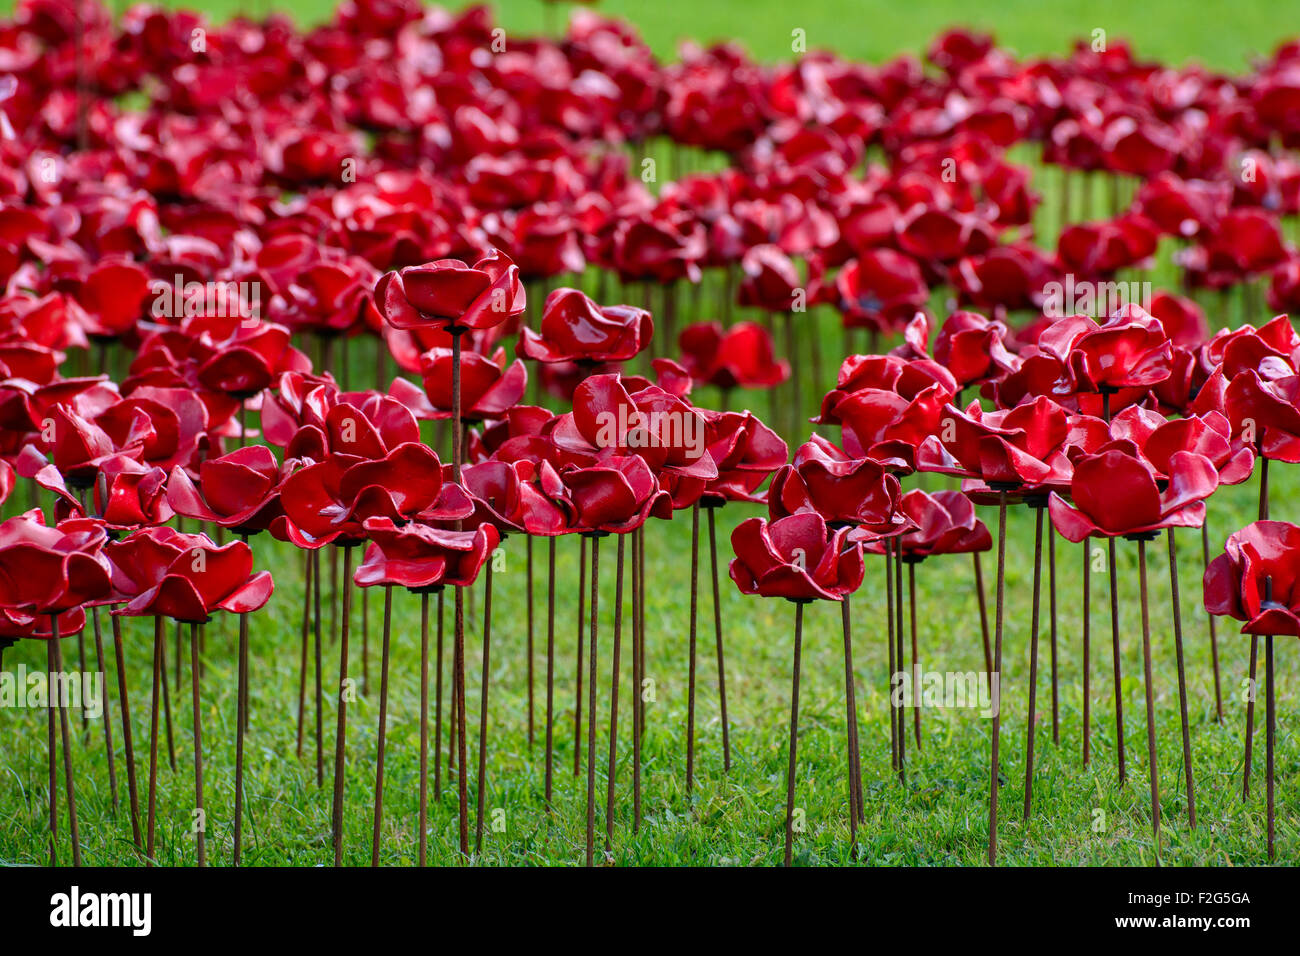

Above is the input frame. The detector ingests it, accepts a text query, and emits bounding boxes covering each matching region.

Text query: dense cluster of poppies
[2,0,1299,866]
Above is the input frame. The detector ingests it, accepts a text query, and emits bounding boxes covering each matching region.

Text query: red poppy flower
[917,395,1091,491]
[1036,306,1174,394]
[107,526,273,622]
[70,257,152,340]
[863,489,991,558]
[482,205,586,281]
[258,371,340,450]
[0,511,113,613]
[1047,447,1219,541]
[930,310,1018,389]
[1108,405,1256,486]
[700,408,788,504]
[186,316,313,399]
[1057,215,1159,278]
[354,519,500,591]
[32,403,134,488]
[611,215,706,285]
[1148,290,1209,348]
[895,205,996,266]
[815,354,957,469]
[517,287,652,364]
[96,385,209,474]
[276,257,381,339]
[0,605,86,640]
[458,459,569,536]
[560,452,671,533]
[729,512,864,602]
[418,346,527,422]
[1223,368,1300,462]
[1201,315,1300,461]
[835,249,930,332]
[1204,520,1300,636]
[1134,173,1230,238]
[375,249,525,333]
[768,434,904,534]
[554,373,718,482]
[68,456,173,530]
[279,442,459,547]
[282,389,421,463]
[1180,209,1289,288]
[1268,256,1300,313]
[166,444,290,534]
[953,243,1054,314]
[737,244,801,312]
[677,320,789,391]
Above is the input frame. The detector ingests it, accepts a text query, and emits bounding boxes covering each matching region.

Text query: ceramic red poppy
[517,287,652,365]
[107,526,273,622]
[729,512,864,602]
[1204,520,1300,636]
[375,250,526,333]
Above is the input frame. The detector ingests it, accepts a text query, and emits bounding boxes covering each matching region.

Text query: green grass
[0,0,1298,867]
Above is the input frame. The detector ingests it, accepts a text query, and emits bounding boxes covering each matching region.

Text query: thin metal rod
[146,617,163,863]
[545,537,556,808]
[707,505,731,771]
[51,625,81,866]
[1167,529,1196,828]
[637,523,647,738]
[161,626,176,772]
[988,491,1007,865]
[454,580,469,856]
[1266,633,1275,861]
[361,581,370,698]
[895,538,907,780]
[686,501,700,790]
[331,547,354,866]
[233,607,250,865]
[1200,523,1223,722]
[189,620,205,867]
[1137,539,1161,860]
[908,560,921,749]
[783,602,805,866]
[370,586,393,866]
[296,550,311,758]
[841,595,861,842]
[419,591,430,866]
[604,534,626,850]
[631,527,642,829]
[434,588,446,800]
[1023,505,1045,821]
[1048,521,1059,745]
[46,639,58,865]
[313,548,323,787]
[111,615,143,852]
[973,552,992,674]
[1244,637,1258,800]
[1083,543,1092,766]
[474,562,494,855]
[574,534,586,777]
[584,535,601,866]
[1243,458,1269,797]
[886,540,898,773]
[1108,537,1127,783]
[527,535,535,749]
[90,607,118,813]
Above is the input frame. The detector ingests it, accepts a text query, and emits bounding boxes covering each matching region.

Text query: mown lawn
[0,0,1296,867]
